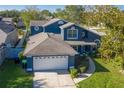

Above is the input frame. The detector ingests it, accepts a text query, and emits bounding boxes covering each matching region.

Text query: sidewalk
[73,57,95,84]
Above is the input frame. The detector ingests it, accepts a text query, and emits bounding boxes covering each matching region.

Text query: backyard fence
[5,47,24,59]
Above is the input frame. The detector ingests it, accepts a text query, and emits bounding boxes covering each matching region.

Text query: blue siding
[30,20,67,35]
[63,25,87,41]
[62,24,101,53]
[63,24,101,42]
[78,46,82,54]
[30,26,43,35]
[26,56,33,69]
[68,56,75,68]
[26,56,75,71]
[45,20,67,34]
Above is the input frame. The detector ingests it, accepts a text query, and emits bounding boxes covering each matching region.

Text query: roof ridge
[42,18,61,27]
[24,33,49,55]
[59,22,74,28]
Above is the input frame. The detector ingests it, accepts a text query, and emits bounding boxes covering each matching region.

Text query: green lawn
[0,60,33,88]
[78,58,124,88]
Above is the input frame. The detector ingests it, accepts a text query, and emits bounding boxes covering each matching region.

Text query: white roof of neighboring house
[2,17,13,22]
[23,32,78,56]
[86,28,106,36]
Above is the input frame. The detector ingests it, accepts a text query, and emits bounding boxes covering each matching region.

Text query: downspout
[60,28,64,40]
[43,26,45,32]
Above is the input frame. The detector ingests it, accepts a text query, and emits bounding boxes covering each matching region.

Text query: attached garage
[23,33,78,71]
[33,56,68,71]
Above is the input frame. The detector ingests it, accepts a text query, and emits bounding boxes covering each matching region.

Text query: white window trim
[67,28,78,39]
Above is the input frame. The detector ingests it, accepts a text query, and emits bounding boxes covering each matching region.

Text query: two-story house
[23,18,105,71]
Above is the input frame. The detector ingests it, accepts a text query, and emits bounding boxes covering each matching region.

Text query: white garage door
[33,56,68,70]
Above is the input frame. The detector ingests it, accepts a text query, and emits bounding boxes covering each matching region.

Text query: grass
[0,59,33,88]
[78,58,124,88]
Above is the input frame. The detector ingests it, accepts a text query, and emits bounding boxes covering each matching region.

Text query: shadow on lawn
[93,59,110,72]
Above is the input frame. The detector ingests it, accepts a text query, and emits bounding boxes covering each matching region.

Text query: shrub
[79,66,87,73]
[18,52,24,61]
[70,68,78,78]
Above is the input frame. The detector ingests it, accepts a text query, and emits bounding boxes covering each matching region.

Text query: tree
[40,10,53,19]
[112,27,124,71]
[54,5,85,24]
[21,6,40,30]
[99,13,124,71]
[0,10,20,17]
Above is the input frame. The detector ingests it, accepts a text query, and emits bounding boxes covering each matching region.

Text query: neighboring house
[0,17,19,65]
[24,18,105,71]
[2,17,13,24]
[0,45,5,65]
[17,17,26,29]
[23,33,77,71]
[0,20,18,47]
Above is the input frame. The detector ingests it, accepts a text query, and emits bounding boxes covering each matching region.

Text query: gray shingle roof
[23,32,78,56]
[30,20,49,26]
[42,18,60,27]
[0,29,7,46]
[0,21,15,33]
[30,18,61,27]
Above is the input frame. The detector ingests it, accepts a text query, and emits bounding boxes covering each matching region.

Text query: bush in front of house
[79,66,87,73]
[70,68,78,78]
[18,51,24,61]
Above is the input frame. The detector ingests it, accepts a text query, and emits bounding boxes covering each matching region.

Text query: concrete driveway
[33,70,76,88]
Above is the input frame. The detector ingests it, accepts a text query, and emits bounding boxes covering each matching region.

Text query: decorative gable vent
[58,21,64,25]
[34,26,39,31]
[71,26,75,30]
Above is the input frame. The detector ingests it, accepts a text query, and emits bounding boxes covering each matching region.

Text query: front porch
[65,41,97,54]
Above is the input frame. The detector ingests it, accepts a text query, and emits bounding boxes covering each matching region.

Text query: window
[34,26,39,31]
[67,28,78,39]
